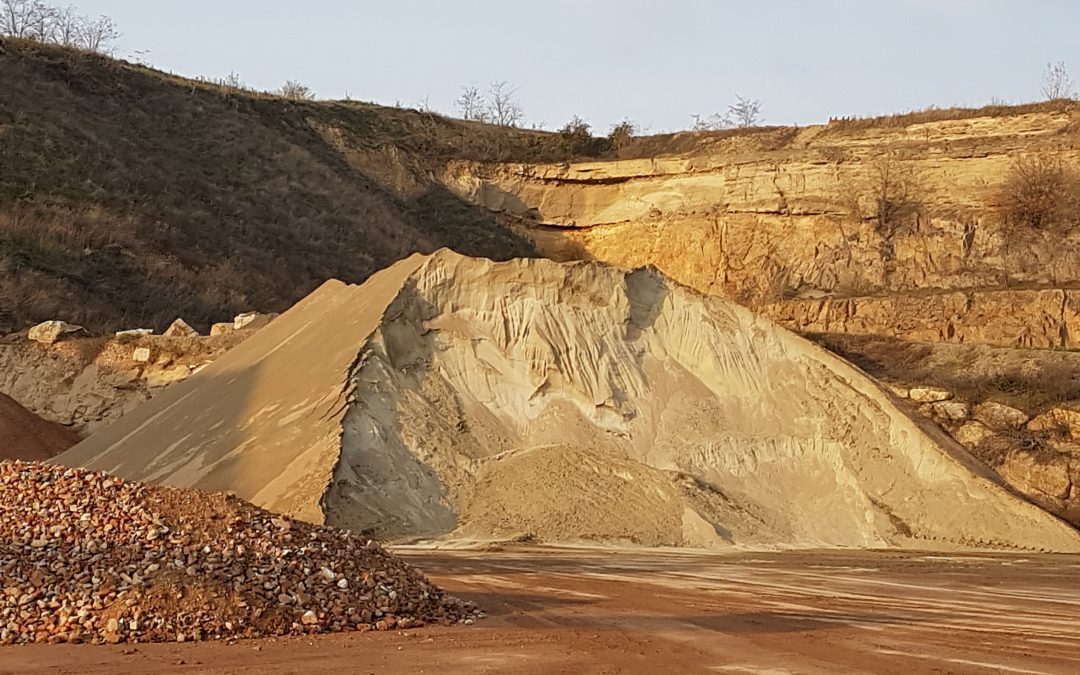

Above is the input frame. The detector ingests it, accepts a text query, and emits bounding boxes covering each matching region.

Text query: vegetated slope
[0,37,578,334]
[57,251,1080,553]
[0,393,78,460]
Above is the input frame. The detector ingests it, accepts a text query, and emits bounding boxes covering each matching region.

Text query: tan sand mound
[58,251,1080,552]
[0,393,79,461]
[0,461,477,645]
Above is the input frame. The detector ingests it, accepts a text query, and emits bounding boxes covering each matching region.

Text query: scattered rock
[28,321,85,345]
[164,319,199,338]
[931,400,969,423]
[974,402,1030,432]
[234,312,278,331]
[1027,407,1080,439]
[997,450,1073,502]
[132,347,152,363]
[954,421,995,449]
[909,386,953,404]
[116,329,154,339]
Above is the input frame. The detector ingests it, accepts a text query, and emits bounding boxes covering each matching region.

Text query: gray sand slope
[57,251,1080,552]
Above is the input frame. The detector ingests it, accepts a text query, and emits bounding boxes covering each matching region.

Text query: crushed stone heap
[58,251,1080,552]
[0,461,477,645]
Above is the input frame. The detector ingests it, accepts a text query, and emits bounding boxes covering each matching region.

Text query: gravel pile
[0,461,480,645]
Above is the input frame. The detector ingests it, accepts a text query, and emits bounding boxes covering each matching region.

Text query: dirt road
[4,547,1079,674]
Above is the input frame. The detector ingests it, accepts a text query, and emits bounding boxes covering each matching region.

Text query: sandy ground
[4,546,1079,674]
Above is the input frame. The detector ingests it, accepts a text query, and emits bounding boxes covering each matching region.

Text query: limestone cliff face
[443,106,1080,348]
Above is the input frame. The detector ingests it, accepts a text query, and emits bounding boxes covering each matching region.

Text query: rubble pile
[0,462,479,645]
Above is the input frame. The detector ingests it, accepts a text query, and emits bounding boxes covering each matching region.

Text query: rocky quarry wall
[441,107,1080,349]
[56,251,1080,552]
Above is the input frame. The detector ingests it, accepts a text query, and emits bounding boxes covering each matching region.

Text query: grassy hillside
[0,38,594,333]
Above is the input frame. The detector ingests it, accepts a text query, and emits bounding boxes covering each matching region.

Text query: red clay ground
[4,547,1079,674]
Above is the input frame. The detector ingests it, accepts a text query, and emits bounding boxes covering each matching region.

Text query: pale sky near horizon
[76,0,1080,133]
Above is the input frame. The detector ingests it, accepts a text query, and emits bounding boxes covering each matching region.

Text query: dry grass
[825,100,1077,131]
[0,38,550,333]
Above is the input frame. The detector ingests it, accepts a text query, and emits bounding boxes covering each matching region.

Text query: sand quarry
[5,251,1080,673]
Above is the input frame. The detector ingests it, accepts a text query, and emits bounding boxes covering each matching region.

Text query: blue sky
[80,0,1080,132]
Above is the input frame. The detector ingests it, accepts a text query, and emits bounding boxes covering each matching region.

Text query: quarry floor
[5,546,1080,675]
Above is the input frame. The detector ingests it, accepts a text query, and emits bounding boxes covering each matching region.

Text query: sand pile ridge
[0,461,477,645]
[58,251,1080,552]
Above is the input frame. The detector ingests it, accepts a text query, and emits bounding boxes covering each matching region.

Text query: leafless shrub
[691,95,763,131]
[486,81,523,127]
[868,153,922,238]
[996,155,1080,230]
[607,119,636,153]
[455,82,485,121]
[1042,61,1075,100]
[279,80,314,101]
[728,95,762,128]
[454,80,524,127]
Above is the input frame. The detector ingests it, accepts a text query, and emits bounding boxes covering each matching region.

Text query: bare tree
[279,80,314,100]
[1043,61,1075,100]
[486,80,523,127]
[0,0,120,54]
[1,0,51,39]
[455,83,486,121]
[222,71,244,90]
[77,14,119,54]
[728,95,762,128]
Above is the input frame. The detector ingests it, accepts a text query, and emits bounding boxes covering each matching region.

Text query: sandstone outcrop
[442,105,1080,349]
[56,251,1080,552]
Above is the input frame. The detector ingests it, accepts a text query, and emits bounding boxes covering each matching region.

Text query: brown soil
[0,393,78,460]
[5,547,1079,674]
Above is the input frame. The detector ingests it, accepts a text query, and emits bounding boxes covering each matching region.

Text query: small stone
[301,611,318,625]
[931,400,969,423]
[28,320,84,344]
[209,322,235,337]
[974,401,1030,431]
[163,318,199,338]
[132,347,152,363]
[954,421,995,448]
[909,386,953,404]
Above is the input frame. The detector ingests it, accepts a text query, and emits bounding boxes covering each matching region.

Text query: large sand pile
[57,251,1080,552]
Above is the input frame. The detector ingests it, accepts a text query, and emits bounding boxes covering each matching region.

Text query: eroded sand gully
[59,251,1080,552]
[7,548,1080,675]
